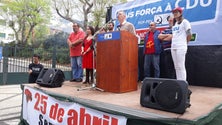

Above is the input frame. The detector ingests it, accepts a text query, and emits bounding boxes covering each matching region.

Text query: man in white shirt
[116,10,136,36]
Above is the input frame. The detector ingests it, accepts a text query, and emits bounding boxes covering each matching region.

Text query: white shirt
[172,19,191,50]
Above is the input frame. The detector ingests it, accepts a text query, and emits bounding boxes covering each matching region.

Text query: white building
[0,3,16,44]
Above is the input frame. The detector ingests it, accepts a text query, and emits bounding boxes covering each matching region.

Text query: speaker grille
[42,69,55,84]
[155,80,183,109]
[36,68,65,87]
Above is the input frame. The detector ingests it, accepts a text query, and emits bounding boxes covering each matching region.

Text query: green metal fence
[0,45,71,85]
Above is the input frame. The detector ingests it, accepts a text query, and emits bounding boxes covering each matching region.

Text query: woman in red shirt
[82,26,95,84]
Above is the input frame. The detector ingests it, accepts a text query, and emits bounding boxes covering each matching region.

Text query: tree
[91,0,127,31]
[43,31,69,50]
[52,0,89,29]
[0,0,51,45]
[31,24,50,47]
[52,0,126,30]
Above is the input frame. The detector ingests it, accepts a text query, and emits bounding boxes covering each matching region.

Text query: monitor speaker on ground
[36,68,65,88]
[140,78,191,114]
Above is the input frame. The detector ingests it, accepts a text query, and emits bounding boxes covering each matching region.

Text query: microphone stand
[77,37,104,92]
[77,20,115,92]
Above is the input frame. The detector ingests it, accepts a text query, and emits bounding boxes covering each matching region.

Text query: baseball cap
[172,7,183,13]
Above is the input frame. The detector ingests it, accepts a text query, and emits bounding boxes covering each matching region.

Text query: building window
[8,34,14,40]
[0,19,6,26]
[0,32,6,38]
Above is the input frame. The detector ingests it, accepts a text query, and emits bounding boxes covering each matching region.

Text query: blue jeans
[71,56,83,79]
[144,54,160,78]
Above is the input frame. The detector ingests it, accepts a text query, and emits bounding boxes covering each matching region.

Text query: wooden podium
[96,31,138,93]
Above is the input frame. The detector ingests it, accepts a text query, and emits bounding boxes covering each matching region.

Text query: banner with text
[22,86,127,125]
[112,0,222,45]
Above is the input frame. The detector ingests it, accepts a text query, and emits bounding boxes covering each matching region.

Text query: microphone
[117,24,121,31]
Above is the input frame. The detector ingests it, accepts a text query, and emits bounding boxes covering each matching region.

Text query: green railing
[0,45,71,85]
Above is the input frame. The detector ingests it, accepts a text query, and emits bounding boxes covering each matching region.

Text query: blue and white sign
[112,0,222,45]
[0,46,2,60]
[97,31,121,42]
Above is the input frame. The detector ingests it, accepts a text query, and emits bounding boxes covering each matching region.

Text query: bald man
[143,22,162,78]
[117,10,136,36]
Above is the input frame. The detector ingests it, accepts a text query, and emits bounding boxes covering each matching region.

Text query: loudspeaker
[140,78,191,114]
[105,6,112,23]
[36,68,65,88]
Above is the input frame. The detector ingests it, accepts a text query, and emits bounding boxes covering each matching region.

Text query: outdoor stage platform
[20,81,222,125]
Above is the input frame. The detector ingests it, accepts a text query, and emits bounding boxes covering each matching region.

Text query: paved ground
[0,84,22,125]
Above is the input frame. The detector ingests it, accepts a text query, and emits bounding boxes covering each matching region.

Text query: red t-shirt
[68,31,85,57]
[145,32,155,54]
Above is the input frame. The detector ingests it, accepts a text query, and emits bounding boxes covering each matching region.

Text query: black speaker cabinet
[140,78,191,114]
[36,68,65,88]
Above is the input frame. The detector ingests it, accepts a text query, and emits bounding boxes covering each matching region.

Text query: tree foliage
[52,0,127,30]
[0,0,51,45]
[52,0,87,28]
[43,32,69,50]
[91,0,127,30]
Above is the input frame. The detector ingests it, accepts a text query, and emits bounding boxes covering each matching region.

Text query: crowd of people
[28,7,192,84]
[65,10,137,84]
[66,7,192,84]
[143,7,192,81]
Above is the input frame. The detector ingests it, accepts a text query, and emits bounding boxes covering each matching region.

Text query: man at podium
[96,10,138,93]
[117,10,136,36]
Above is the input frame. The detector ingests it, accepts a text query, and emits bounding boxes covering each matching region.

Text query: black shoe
[82,81,89,84]
[89,80,94,84]
[69,79,76,82]
[75,78,82,82]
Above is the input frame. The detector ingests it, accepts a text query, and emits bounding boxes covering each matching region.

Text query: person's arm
[186,29,192,43]
[82,47,91,55]
[158,34,172,41]
[67,33,73,48]
[129,23,136,36]
[71,38,83,47]
[28,69,32,74]
[72,32,85,47]
[81,43,84,54]
[67,39,73,48]
[28,64,32,74]
[163,34,172,41]
[184,19,192,43]
[158,34,168,41]
[82,39,94,55]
